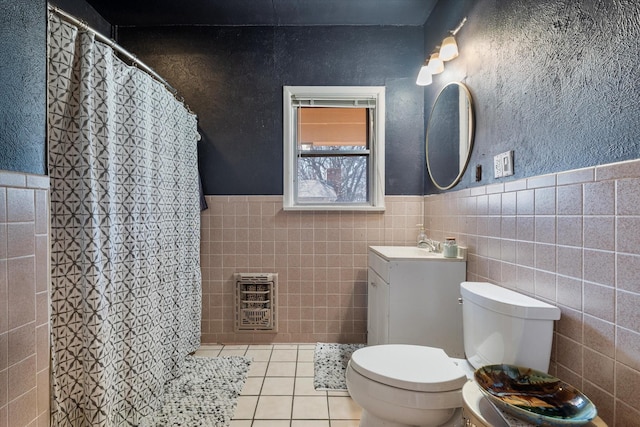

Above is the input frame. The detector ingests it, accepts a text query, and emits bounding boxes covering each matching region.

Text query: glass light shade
[439,36,459,61]
[416,65,432,86]
[426,53,444,74]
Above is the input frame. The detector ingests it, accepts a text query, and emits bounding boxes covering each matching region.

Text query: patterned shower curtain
[47,13,201,426]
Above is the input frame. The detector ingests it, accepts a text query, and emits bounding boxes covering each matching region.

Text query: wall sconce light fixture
[416,66,433,85]
[416,17,467,86]
[426,53,444,74]
[439,36,459,61]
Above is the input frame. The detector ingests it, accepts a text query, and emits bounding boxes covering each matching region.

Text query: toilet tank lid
[460,282,561,320]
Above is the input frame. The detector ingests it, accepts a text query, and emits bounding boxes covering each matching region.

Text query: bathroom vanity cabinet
[367,246,467,358]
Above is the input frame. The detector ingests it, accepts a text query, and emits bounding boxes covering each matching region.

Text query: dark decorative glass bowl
[475,364,597,426]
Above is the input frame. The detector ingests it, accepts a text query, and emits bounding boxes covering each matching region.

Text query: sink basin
[369,246,465,261]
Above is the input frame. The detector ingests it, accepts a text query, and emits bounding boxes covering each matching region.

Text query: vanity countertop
[369,245,466,261]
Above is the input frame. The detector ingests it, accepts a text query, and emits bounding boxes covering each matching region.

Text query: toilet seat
[349,344,467,392]
[346,361,465,410]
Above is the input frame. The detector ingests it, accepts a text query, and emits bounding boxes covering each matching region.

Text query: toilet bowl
[346,345,466,427]
[346,281,561,427]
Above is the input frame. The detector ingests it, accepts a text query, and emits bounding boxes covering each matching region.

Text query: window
[283,86,385,211]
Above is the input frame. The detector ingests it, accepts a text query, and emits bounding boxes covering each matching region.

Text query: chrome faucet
[423,239,441,253]
[417,224,440,252]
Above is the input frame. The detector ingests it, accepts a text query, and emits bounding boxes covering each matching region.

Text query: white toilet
[346,281,562,427]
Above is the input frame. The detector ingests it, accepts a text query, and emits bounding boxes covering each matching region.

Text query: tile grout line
[289,344,299,426]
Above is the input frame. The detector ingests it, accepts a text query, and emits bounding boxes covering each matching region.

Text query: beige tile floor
[194,344,362,427]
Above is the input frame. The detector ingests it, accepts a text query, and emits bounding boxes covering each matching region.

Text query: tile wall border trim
[429,158,640,200]
[0,170,50,189]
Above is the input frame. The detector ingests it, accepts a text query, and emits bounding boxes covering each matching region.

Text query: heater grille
[234,273,277,332]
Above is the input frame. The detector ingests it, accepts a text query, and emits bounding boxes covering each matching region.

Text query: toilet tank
[460,282,561,373]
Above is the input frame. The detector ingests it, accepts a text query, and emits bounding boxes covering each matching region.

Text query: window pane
[298,107,369,150]
[296,155,368,203]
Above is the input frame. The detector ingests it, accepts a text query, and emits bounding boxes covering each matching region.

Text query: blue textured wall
[3,0,637,189]
[117,26,425,195]
[424,0,640,193]
[0,0,47,175]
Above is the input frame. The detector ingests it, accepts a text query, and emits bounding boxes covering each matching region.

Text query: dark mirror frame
[426,82,475,190]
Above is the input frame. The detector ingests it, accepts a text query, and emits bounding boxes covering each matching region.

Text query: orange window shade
[299,107,367,146]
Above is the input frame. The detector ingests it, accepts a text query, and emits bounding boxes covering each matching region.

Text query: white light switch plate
[494,151,514,178]
[493,154,503,178]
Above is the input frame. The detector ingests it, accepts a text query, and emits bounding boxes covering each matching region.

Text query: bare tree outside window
[297,151,368,203]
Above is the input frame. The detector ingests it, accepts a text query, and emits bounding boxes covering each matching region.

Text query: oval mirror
[426,82,475,190]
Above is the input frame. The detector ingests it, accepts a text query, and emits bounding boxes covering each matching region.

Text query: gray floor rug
[148,355,252,426]
[314,342,365,391]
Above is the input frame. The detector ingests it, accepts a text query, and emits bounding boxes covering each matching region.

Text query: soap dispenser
[417,224,429,248]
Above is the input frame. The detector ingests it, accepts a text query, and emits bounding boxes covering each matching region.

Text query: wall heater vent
[234,273,278,333]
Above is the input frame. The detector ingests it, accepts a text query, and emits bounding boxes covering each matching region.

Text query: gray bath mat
[148,355,251,426]
[314,342,365,390]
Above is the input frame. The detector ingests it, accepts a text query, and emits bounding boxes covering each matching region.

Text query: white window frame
[283,85,385,211]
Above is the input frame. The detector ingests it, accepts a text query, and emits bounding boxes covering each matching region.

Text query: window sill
[282,204,385,212]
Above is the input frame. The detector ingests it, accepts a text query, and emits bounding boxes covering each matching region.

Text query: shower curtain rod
[48,4,178,96]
